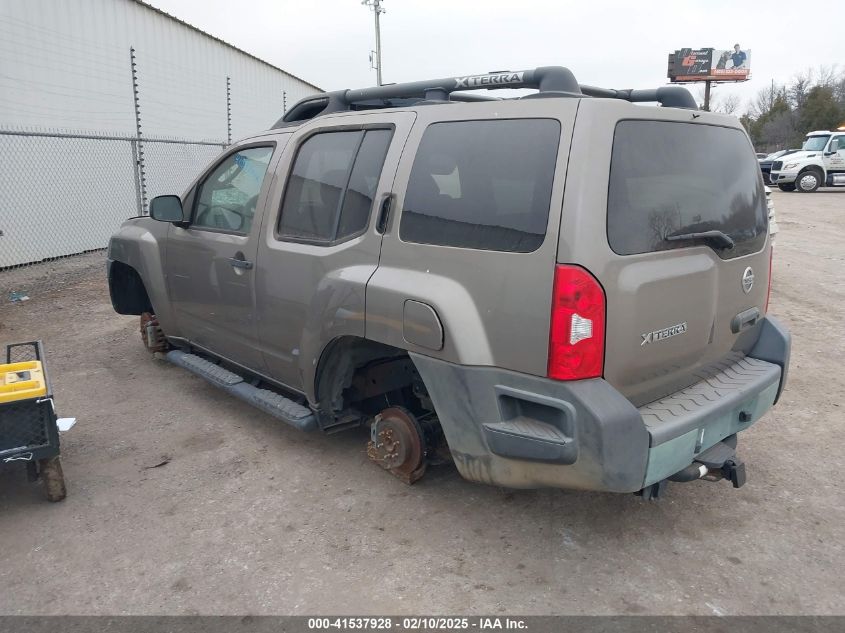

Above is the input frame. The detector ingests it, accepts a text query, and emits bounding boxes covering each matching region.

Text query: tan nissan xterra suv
[108,66,791,499]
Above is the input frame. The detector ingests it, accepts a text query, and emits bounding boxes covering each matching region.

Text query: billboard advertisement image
[711,45,750,78]
[676,48,713,79]
[669,45,751,82]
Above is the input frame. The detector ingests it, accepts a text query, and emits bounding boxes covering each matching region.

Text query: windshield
[802,135,830,151]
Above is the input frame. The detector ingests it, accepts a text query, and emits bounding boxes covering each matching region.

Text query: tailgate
[560,106,770,407]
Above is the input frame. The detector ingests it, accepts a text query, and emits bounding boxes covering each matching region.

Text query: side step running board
[166,350,317,432]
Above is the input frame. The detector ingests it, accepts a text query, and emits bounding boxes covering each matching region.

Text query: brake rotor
[367,407,426,484]
[140,312,168,352]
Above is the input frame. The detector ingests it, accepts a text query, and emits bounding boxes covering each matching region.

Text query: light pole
[362,0,385,85]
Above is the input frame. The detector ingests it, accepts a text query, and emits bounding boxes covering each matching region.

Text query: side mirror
[149,195,185,223]
[827,140,840,154]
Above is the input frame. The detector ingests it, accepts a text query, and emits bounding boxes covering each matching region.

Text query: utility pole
[362,0,385,85]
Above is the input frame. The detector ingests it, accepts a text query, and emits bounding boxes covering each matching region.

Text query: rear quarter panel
[365,99,579,376]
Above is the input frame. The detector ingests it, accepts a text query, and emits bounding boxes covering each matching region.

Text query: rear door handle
[731,307,760,333]
[228,257,253,270]
[376,193,394,234]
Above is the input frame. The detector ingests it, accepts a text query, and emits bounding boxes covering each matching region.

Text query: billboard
[668,45,751,82]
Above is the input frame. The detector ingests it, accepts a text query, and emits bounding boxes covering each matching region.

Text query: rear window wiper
[665,230,735,250]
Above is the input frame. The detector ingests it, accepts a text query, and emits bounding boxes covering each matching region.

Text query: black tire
[778,183,796,192]
[39,456,67,502]
[796,169,822,193]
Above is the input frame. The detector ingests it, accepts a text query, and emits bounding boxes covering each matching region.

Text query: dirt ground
[0,190,843,616]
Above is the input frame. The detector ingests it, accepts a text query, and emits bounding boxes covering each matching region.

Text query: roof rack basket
[275,66,697,126]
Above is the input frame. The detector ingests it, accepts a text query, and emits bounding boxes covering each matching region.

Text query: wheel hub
[367,407,426,484]
[799,173,818,190]
[140,312,168,352]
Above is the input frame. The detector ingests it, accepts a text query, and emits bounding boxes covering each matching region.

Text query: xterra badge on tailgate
[641,322,687,346]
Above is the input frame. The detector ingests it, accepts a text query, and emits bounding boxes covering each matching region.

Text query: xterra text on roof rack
[108,66,790,499]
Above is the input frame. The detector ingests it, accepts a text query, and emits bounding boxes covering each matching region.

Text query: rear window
[400,119,560,253]
[607,121,767,259]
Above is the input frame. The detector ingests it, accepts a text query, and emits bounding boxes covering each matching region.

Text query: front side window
[278,129,392,242]
[399,119,561,253]
[194,146,274,233]
[607,121,767,259]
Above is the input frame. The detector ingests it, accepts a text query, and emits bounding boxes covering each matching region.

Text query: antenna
[362,0,385,85]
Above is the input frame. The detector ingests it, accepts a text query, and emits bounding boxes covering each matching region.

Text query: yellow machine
[1,341,66,502]
[0,360,47,404]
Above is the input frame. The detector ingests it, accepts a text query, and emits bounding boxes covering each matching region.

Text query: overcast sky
[147,0,841,113]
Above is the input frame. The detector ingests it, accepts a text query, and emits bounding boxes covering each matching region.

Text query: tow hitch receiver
[694,440,747,488]
[670,438,747,488]
[721,459,747,488]
[638,438,748,498]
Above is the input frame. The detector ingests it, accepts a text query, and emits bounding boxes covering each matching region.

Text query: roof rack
[273,66,697,127]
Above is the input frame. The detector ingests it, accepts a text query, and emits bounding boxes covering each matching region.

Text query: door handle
[228,257,253,270]
[730,307,760,333]
[376,193,394,234]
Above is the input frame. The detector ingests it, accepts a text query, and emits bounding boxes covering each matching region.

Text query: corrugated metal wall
[0,0,320,140]
[0,0,320,267]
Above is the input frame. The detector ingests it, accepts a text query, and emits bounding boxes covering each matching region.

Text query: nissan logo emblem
[742,267,754,294]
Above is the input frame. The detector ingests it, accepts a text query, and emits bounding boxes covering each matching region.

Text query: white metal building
[0,0,320,140]
[0,0,321,268]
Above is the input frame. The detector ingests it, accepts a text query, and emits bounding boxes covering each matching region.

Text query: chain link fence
[0,128,227,269]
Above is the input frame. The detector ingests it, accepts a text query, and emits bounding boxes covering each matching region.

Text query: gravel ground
[0,190,843,615]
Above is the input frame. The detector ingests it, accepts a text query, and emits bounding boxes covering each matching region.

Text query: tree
[761,110,798,149]
[694,85,742,114]
[789,71,812,110]
[739,113,755,136]
[799,85,843,133]
[749,82,786,120]
[736,66,845,151]
[749,93,792,149]
[712,92,742,115]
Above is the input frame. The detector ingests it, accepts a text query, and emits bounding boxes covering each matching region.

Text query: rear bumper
[410,316,790,493]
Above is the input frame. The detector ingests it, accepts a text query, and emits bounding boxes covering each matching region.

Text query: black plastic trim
[409,353,649,493]
[274,66,697,124]
[747,315,791,403]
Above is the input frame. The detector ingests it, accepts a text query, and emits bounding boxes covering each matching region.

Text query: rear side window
[278,129,392,243]
[400,119,560,253]
[607,121,767,259]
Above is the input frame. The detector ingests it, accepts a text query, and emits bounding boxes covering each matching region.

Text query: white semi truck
[769,129,845,192]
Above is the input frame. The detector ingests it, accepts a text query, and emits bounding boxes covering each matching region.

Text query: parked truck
[769,129,845,192]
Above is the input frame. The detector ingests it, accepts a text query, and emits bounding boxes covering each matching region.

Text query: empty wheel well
[314,337,435,426]
[109,260,153,315]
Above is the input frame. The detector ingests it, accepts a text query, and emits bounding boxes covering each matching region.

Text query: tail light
[548,265,606,381]
[764,246,773,313]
